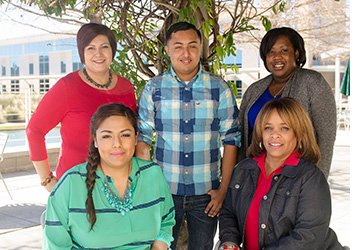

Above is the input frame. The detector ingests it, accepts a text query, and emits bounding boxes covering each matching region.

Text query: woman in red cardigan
[26,23,136,192]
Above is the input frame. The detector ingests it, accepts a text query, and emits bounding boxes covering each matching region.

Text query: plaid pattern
[137,67,241,196]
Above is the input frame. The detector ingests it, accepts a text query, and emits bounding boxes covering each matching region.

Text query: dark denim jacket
[219,158,343,250]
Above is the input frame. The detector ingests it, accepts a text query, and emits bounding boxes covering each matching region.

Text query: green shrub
[0,94,44,123]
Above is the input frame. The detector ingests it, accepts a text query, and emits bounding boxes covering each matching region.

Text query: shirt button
[234,184,240,189]
[261,224,266,229]
[274,176,279,181]
[286,191,291,196]
[263,195,268,200]
[185,154,189,158]
[185,136,189,141]
[185,103,189,107]
[185,170,189,174]
[185,87,189,91]
[185,120,189,123]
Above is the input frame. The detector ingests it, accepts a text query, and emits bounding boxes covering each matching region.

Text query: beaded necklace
[83,67,112,89]
[102,176,133,216]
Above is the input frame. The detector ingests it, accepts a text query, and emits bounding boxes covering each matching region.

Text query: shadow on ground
[0,203,45,234]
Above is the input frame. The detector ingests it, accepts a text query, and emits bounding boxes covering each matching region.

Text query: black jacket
[219,157,343,249]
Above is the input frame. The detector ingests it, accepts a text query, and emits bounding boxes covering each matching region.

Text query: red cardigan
[26,71,136,179]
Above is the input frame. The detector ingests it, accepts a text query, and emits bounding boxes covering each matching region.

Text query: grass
[0,123,26,131]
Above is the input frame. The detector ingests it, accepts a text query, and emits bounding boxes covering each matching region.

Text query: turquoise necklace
[102,177,133,216]
[100,164,133,216]
[83,67,112,89]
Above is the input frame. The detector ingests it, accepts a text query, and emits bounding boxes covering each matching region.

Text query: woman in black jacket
[219,97,344,250]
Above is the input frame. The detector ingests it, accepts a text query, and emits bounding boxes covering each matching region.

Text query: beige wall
[0,147,59,173]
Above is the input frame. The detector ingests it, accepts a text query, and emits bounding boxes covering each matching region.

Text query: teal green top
[43,157,175,250]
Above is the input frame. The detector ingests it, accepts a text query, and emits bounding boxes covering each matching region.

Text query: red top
[26,71,137,179]
[244,151,300,250]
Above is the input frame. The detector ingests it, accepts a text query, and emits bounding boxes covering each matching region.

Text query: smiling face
[165,29,202,81]
[266,35,299,83]
[84,34,113,75]
[94,115,137,171]
[262,110,297,164]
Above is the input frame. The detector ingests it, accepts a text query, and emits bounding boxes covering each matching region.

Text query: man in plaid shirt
[136,22,241,250]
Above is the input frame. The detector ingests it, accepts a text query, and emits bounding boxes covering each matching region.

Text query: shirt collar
[170,63,202,86]
[253,151,301,176]
[95,157,139,185]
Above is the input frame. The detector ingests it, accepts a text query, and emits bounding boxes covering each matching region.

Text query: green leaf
[213,60,220,75]
[272,6,277,14]
[261,16,272,32]
[215,46,224,60]
[279,1,286,12]
[227,81,238,97]
[202,19,213,39]
[225,32,234,50]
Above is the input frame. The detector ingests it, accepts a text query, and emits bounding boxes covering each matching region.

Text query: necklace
[102,176,133,215]
[83,67,112,89]
[272,82,286,98]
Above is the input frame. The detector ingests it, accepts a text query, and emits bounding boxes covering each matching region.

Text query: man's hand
[205,188,227,217]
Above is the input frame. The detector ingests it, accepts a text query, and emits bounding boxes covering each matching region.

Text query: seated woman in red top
[219,97,344,250]
[26,23,136,192]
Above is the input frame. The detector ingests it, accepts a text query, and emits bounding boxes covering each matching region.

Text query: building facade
[0,33,82,95]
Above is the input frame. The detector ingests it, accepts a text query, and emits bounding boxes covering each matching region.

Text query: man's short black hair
[165,22,202,45]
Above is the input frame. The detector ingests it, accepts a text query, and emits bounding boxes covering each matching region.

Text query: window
[236,80,242,98]
[2,84,6,93]
[29,84,35,93]
[1,66,5,76]
[39,79,50,93]
[11,80,20,94]
[39,56,49,75]
[73,62,83,71]
[11,63,19,76]
[61,61,66,73]
[29,63,34,75]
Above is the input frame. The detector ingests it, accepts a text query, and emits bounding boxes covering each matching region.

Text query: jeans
[170,194,218,250]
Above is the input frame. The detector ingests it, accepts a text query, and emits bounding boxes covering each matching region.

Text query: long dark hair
[85,103,138,230]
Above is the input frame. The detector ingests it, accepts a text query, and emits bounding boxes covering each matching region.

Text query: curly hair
[85,103,138,230]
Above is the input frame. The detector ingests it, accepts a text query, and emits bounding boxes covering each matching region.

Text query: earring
[259,141,262,149]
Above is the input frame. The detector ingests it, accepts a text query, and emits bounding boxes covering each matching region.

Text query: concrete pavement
[0,129,351,249]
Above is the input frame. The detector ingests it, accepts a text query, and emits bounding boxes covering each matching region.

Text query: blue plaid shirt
[137,66,241,196]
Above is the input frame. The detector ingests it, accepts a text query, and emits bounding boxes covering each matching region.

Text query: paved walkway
[0,130,351,249]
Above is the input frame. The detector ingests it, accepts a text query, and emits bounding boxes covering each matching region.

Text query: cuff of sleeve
[155,230,174,248]
[137,134,153,146]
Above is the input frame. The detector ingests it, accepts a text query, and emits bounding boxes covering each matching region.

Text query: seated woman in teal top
[43,103,175,250]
